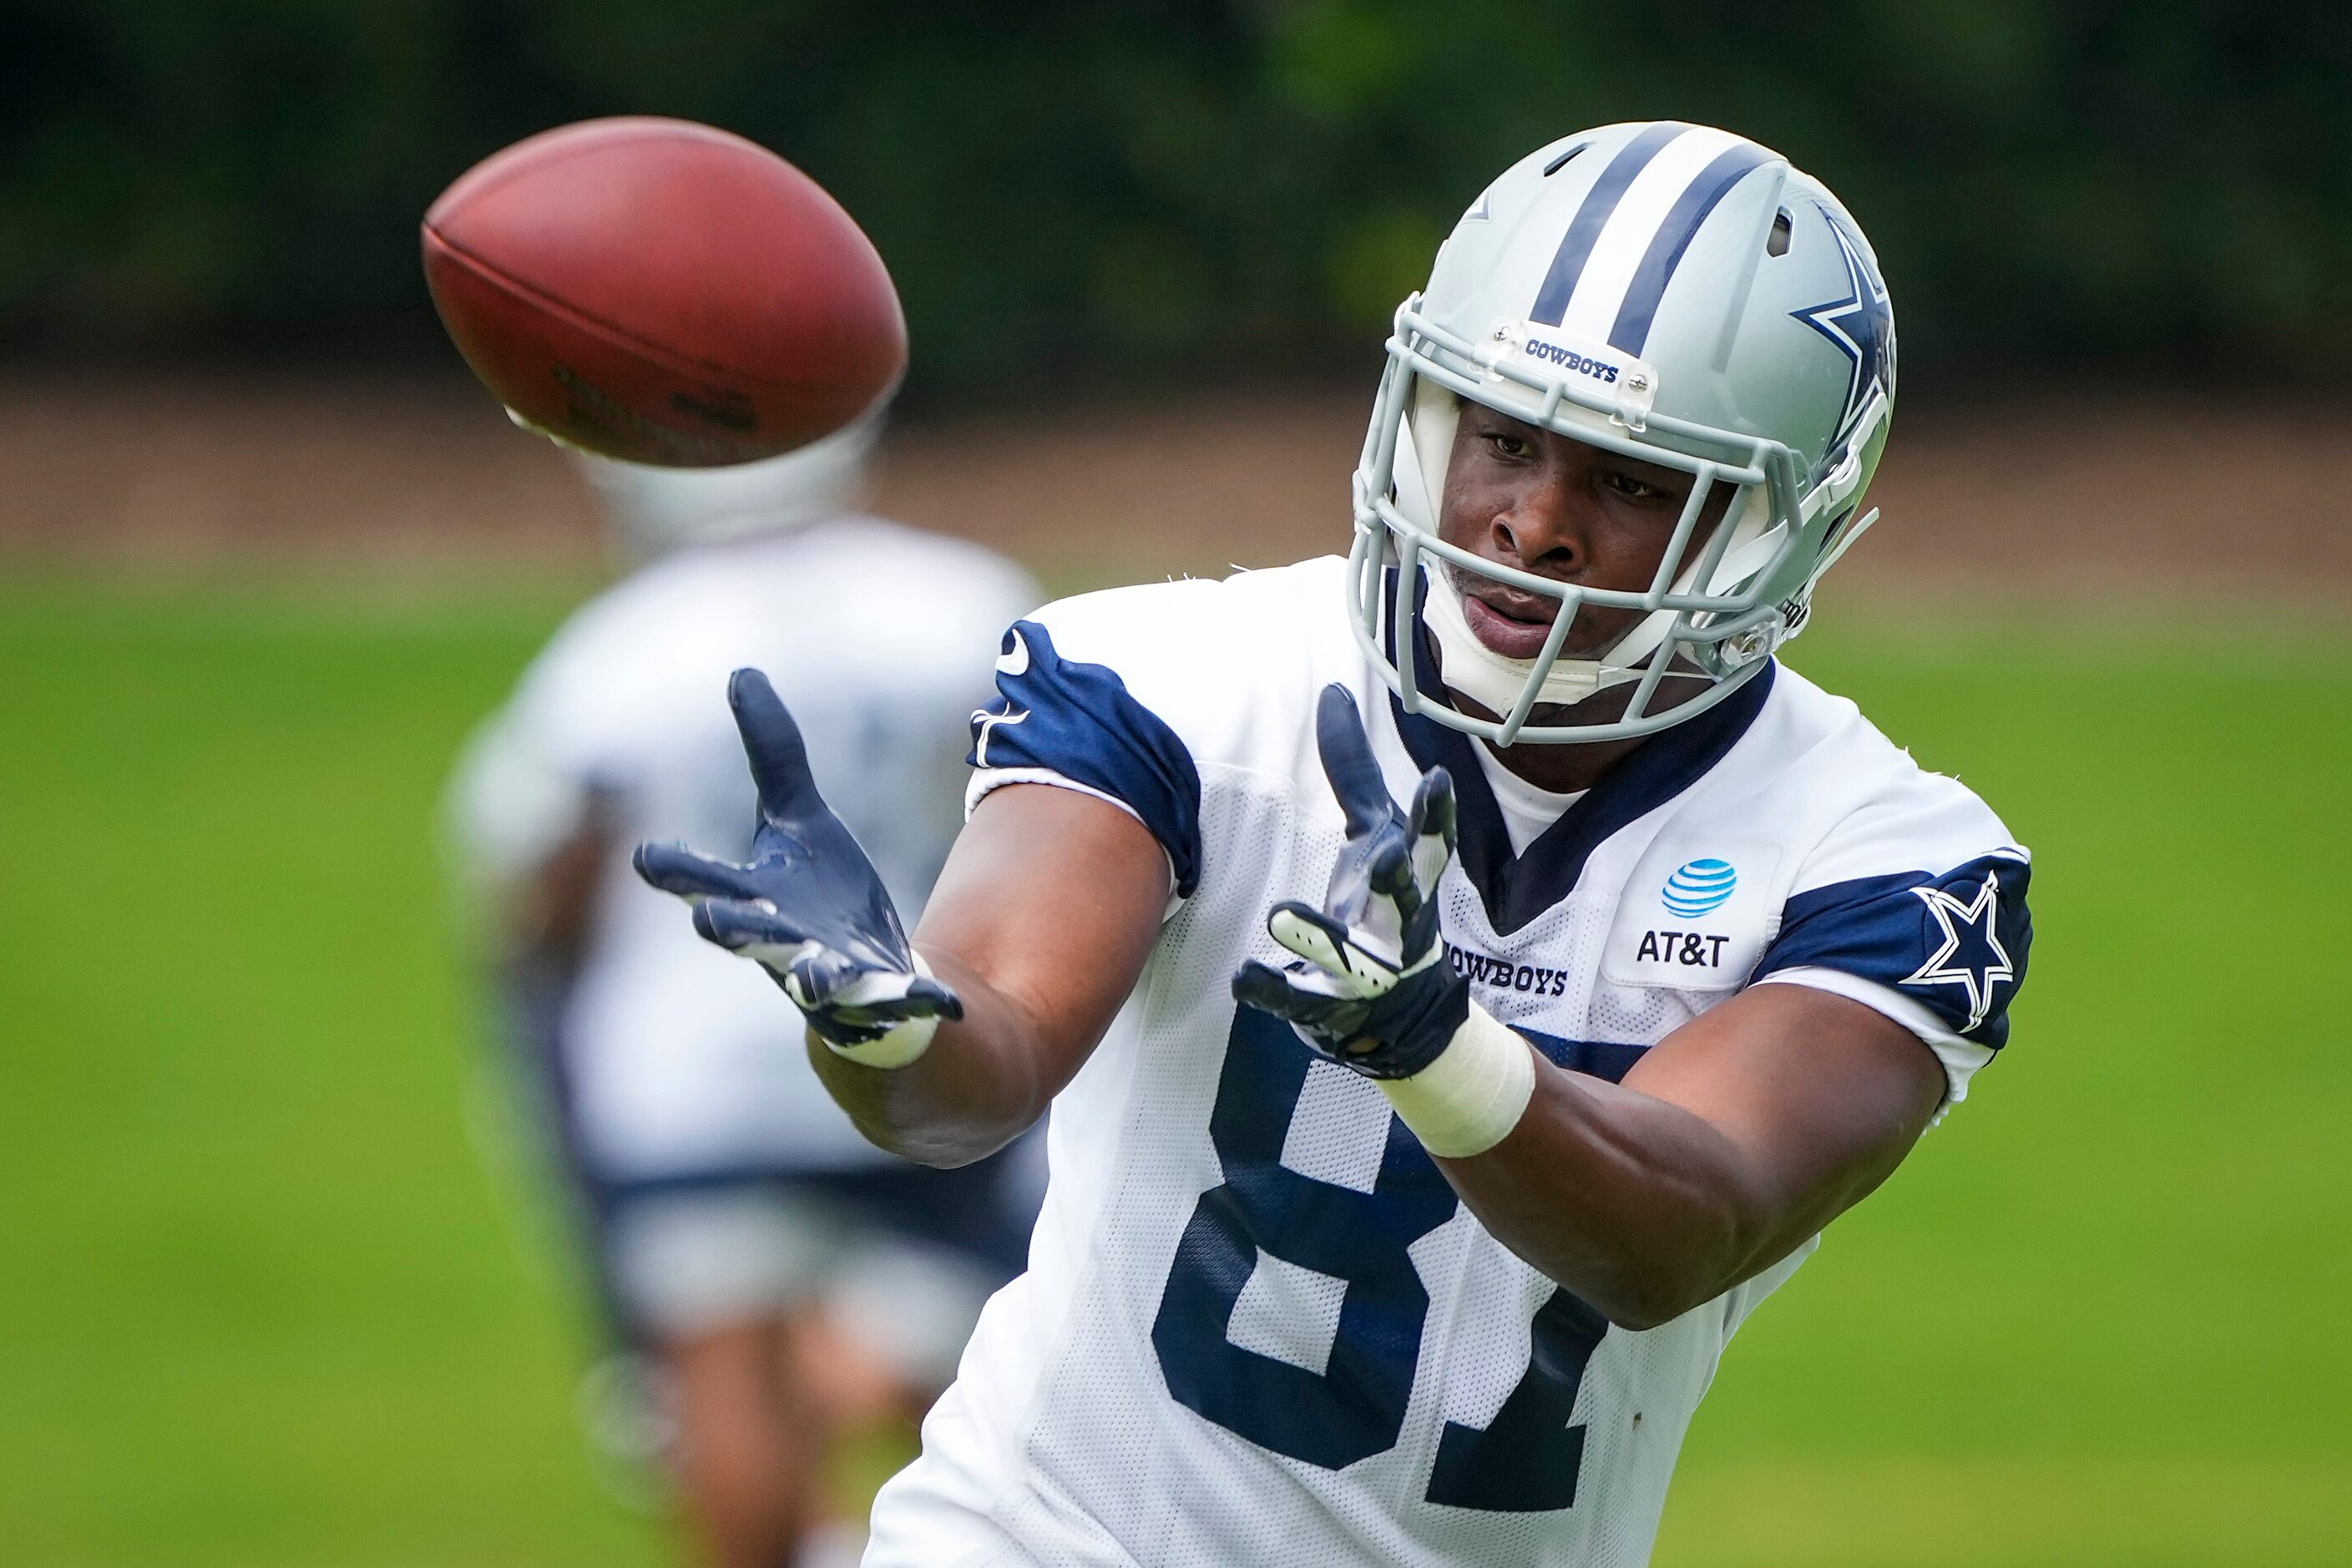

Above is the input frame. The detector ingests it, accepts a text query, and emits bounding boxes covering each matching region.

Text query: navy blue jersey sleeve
[1752,852,2032,1048]
[967,620,1205,897]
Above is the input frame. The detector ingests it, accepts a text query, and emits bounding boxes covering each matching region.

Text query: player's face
[1437,403,1736,662]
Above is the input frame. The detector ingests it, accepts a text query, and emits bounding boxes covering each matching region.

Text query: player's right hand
[1231,684,1468,1079]
[634,668,963,1063]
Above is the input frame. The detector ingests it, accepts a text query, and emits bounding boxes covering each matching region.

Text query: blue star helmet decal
[1789,206,1895,481]
[1899,868,2016,1034]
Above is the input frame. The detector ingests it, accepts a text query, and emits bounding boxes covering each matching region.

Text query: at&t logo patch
[1661,858,1737,918]
[1604,843,1778,992]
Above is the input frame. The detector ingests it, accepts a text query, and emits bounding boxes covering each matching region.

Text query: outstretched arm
[638,670,1168,1169]
[1439,985,1940,1329]
[1242,684,1945,1330]
[823,781,1168,1166]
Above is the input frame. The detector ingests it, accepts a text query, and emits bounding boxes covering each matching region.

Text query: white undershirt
[1470,742,1588,857]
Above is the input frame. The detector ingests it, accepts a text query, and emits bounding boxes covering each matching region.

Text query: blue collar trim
[1381,574,1776,936]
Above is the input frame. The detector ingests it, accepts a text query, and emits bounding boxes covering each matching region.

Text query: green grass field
[2,576,2346,1566]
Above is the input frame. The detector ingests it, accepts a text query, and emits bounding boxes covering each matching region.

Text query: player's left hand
[1232,684,1469,1079]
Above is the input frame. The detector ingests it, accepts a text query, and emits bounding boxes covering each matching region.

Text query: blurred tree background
[3,0,2344,401]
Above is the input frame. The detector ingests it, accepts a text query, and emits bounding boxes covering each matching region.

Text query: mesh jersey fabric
[870,554,2030,1566]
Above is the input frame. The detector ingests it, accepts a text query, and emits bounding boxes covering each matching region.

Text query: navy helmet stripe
[1606,143,1773,355]
[1529,123,1686,327]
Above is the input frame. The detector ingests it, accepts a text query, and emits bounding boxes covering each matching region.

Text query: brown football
[422,117,905,467]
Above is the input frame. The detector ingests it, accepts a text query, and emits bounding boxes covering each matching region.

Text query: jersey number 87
[1151,1007,1610,1511]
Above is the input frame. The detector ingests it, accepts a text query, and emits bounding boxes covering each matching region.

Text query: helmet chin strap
[1599,493,1786,670]
[1419,566,1636,714]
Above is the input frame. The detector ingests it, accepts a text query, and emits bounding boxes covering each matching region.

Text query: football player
[446,417,1043,1568]
[639,122,2032,1567]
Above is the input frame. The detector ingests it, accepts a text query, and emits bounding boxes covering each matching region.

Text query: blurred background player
[444,413,1043,1568]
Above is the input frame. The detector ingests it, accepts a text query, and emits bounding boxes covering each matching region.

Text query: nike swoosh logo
[996,626,1031,677]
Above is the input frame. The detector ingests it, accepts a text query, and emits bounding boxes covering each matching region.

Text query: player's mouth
[1460,589,1565,660]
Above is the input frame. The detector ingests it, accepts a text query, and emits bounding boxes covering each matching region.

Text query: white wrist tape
[819,953,943,1070]
[1375,1000,1537,1158]
[827,1012,938,1070]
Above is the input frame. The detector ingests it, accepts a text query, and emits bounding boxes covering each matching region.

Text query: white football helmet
[575,409,883,562]
[1350,120,1897,745]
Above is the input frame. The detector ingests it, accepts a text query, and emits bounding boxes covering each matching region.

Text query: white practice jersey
[448,517,1039,1180]
[871,555,2031,1567]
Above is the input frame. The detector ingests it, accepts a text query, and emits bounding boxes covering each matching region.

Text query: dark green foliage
[3,3,2345,393]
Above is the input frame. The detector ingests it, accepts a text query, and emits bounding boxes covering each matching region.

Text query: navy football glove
[1232,685,1467,1080]
[635,669,962,1057]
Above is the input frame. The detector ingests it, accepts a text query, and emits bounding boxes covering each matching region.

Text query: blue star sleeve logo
[1899,869,2016,1033]
[1789,208,1895,476]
